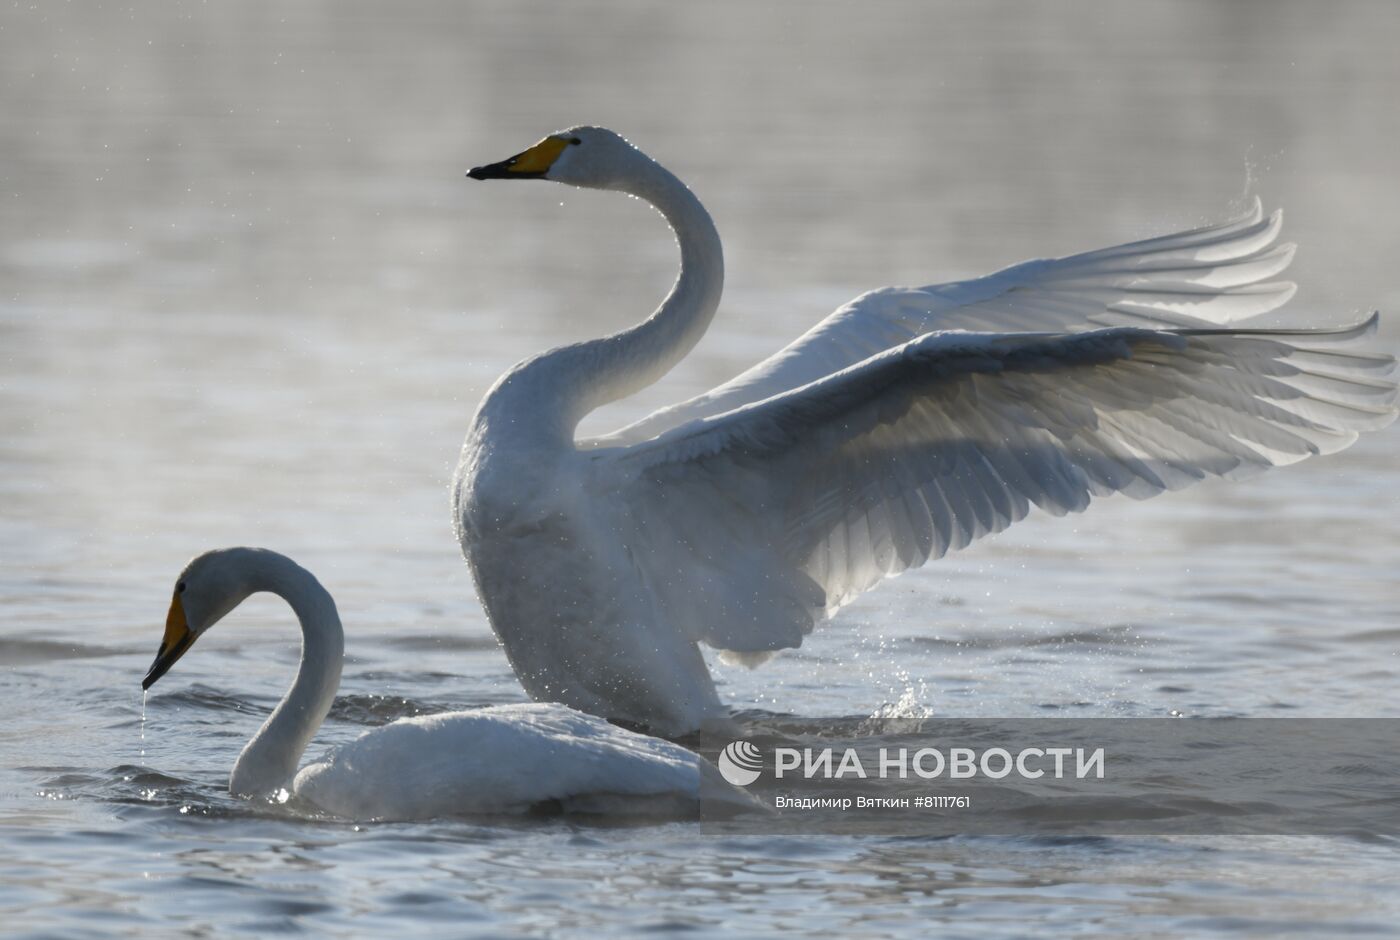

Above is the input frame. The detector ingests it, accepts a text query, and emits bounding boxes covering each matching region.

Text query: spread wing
[599,198,1295,445]
[599,319,1396,661]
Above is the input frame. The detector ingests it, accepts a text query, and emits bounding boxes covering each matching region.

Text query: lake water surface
[3,2,1399,936]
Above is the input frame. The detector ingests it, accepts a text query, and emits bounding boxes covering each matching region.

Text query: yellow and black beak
[142,594,197,690]
[468,135,572,180]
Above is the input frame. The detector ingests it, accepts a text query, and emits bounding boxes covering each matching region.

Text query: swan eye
[568,137,582,146]
[176,581,187,594]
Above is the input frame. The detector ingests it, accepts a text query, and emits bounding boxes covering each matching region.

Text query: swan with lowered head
[457,126,1398,736]
[141,547,757,820]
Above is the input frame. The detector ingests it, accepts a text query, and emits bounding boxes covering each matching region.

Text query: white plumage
[457,126,1398,735]
[294,703,745,821]
[141,548,756,821]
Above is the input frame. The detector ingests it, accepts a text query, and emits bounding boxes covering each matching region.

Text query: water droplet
[140,689,148,759]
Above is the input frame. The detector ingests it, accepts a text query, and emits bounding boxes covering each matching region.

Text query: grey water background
[3,1,1399,935]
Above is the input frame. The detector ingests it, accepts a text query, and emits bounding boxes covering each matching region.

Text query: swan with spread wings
[456,127,1397,735]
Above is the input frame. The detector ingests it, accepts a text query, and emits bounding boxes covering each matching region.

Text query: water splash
[858,674,933,735]
[140,690,147,760]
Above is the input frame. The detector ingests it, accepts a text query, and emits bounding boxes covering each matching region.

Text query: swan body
[141,547,757,821]
[457,126,1398,736]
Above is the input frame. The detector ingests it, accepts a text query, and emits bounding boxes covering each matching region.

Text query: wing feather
[604,319,1396,655]
[597,199,1299,445]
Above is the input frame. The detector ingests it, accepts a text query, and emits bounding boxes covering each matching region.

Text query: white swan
[140,547,757,820]
[456,126,1398,736]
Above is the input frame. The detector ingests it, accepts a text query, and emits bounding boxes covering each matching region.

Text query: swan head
[141,547,271,690]
[467,126,645,191]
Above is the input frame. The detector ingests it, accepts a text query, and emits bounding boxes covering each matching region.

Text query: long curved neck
[228,554,344,798]
[502,158,724,440]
